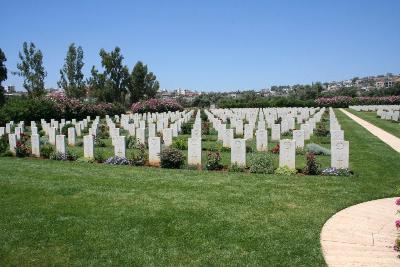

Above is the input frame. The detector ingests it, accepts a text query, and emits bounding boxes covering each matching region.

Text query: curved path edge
[321,197,399,267]
[339,108,400,153]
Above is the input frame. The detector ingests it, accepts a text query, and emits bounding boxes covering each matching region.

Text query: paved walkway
[340,108,400,153]
[321,197,399,267]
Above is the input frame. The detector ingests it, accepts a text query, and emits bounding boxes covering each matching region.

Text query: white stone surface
[31,134,40,157]
[279,139,296,169]
[163,128,173,147]
[114,136,126,158]
[68,127,76,146]
[293,130,305,148]
[148,137,161,166]
[83,135,94,159]
[331,140,349,169]
[256,129,268,151]
[271,124,281,141]
[231,138,246,167]
[188,137,202,166]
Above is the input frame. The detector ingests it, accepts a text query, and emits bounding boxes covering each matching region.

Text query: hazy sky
[2,0,399,91]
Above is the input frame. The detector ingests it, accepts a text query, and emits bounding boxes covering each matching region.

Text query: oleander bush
[0,94,124,125]
[305,143,331,155]
[160,148,185,169]
[248,153,275,174]
[315,95,400,107]
[131,98,183,113]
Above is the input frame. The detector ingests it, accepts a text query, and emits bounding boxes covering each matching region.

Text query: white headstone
[188,137,202,166]
[279,139,296,169]
[83,135,94,159]
[75,124,82,137]
[271,124,281,141]
[8,134,17,155]
[148,137,161,166]
[256,129,268,151]
[114,136,126,158]
[293,130,305,148]
[231,138,246,167]
[244,124,253,140]
[330,130,344,144]
[331,140,349,169]
[68,127,76,146]
[223,128,233,148]
[148,123,156,138]
[49,127,56,145]
[136,128,145,145]
[163,128,173,147]
[31,134,40,157]
[56,135,66,154]
[31,126,38,135]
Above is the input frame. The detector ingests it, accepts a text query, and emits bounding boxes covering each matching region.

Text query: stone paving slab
[340,108,400,153]
[321,197,399,267]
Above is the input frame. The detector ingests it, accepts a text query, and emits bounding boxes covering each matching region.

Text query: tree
[0,48,6,105]
[129,61,159,103]
[87,66,108,102]
[16,42,47,97]
[99,47,129,104]
[58,43,86,99]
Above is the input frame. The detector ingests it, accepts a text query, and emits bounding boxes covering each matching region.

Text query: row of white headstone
[350,105,400,122]
[1,107,350,170]
[202,107,349,169]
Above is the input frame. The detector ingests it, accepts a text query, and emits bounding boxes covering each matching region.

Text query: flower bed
[131,98,183,113]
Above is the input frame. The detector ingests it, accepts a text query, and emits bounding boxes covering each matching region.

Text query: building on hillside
[375,79,393,88]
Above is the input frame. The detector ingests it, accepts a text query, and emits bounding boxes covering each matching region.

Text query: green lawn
[346,108,400,139]
[0,109,399,266]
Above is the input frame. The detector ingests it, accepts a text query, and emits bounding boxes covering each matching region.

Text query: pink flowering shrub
[131,98,183,113]
[48,92,125,119]
[315,96,400,107]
